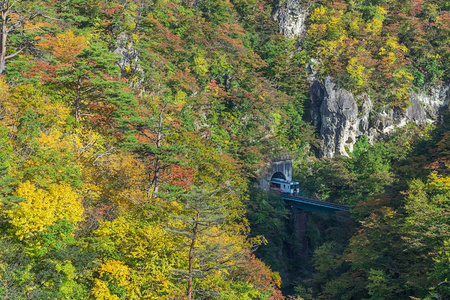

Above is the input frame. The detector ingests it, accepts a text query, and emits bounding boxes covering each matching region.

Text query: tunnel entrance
[271,172,286,181]
[256,155,292,191]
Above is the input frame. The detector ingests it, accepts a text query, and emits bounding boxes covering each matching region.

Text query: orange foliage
[38,31,89,64]
[238,253,285,300]
[28,62,70,83]
[426,131,450,173]
[85,102,119,131]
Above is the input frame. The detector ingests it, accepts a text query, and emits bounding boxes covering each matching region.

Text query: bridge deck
[282,193,350,214]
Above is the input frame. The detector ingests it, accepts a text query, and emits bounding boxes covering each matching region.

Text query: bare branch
[4,46,24,59]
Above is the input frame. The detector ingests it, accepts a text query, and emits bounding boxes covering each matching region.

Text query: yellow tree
[7,181,83,240]
[165,133,250,299]
[403,172,450,296]
[92,216,185,299]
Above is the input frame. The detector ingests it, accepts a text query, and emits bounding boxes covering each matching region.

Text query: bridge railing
[282,192,350,212]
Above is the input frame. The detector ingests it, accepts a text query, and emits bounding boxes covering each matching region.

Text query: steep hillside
[0,0,448,299]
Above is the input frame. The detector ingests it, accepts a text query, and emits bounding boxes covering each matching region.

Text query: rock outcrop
[311,77,359,158]
[113,33,142,88]
[311,77,450,158]
[273,0,449,158]
[416,84,450,123]
[274,0,308,38]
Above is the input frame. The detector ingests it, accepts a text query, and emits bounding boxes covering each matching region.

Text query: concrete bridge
[257,154,351,257]
[282,193,350,214]
[258,154,350,214]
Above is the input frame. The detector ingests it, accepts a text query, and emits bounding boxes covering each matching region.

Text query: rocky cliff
[275,0,449,158]
[310,77,450,158]
[274,0,308,38]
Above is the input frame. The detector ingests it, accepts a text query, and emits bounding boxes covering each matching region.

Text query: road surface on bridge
[282,193,350,214]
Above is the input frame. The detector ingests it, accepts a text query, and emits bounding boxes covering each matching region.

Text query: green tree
[171,187,247,299]
[0,0,52,74]
[246,187,289,270]
[403,172,450,297]
[37,33,136,126]
[0,125,19,209]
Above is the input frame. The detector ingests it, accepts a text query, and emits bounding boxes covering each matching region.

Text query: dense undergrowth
[0,0,448,299]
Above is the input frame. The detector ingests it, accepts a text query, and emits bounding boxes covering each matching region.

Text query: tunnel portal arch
[271,171,286,181]
[257,154,293,190]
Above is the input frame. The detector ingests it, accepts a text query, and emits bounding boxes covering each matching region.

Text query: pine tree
[0,125,19,209]
[170,187,246,299]
[0,0,51,74]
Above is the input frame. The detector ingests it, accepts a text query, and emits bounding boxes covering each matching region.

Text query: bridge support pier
[291,211,309,257]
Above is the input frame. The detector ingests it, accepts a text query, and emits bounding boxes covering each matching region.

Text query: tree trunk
[147,103,166,198]
[0,60,5,75]
[187,212,199,300]
[153,157,160,194]
[0,9,8,75]
[147,157,160,198]
[0,2,40,75]
[75,77,82,122]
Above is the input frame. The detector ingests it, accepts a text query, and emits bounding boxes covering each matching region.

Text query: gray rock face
[113,33,141,86]
[311,77,449,158]
[406,92,427,124]
[274,0,308,38]
[416,85,450,123]
[319,77,358,158]
[273,1,449,158]
[311,77,360,157]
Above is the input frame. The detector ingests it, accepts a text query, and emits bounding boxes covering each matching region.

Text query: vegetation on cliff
[0,0,448,299]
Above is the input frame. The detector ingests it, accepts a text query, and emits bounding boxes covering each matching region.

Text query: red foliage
[165,165,195,188]
[209,80,218,88]
[105,5,122,17]
[330,0,348,11]
[85,102,118,130]
[28,62,70,83]
[409,0,424,16]
[353,194,392,217]
[168,69,199,92]
[426,131,450,173]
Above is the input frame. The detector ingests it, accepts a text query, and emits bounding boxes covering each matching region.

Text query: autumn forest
[0,0,449,299]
